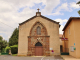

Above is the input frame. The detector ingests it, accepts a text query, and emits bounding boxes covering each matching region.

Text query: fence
[60,47,69,55]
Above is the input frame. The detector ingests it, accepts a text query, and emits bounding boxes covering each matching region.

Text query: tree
[0,36,3,51]
[76,1,80,15]
[9,28,19,46]
[78,10,80,15]
[0,36,7,52]
[77,1,80,4]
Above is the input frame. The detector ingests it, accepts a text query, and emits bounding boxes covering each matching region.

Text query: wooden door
[35,46,43,56]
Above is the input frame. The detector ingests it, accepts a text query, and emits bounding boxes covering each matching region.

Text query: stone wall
[28,22,50,56]
[18,16,60,56]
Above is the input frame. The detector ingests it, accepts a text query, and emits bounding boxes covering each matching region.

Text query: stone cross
[37,8,40,12]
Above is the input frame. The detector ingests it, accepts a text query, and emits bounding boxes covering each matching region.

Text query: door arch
[35,42,43,56]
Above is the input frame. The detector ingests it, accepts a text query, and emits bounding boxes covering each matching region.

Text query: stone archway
[28,21,50,56]
[35,42,43,56]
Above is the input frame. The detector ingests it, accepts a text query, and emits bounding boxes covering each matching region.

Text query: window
[37,26,41,35]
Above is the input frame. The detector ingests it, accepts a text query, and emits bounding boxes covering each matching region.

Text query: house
[62,17,80,58]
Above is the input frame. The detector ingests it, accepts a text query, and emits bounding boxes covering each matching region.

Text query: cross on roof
[37,8,40,12]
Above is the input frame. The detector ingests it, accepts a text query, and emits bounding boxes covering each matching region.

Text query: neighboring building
[62,17,80,58]
[18,9,60,56]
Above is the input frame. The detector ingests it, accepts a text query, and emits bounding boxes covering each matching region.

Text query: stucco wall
[64,19,80,58]
[18,16,60,56]
[64,20,76,57]
[73,19,80,58]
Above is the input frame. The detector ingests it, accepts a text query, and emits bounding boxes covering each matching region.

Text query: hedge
[5,46,11,53]
[10,45,18,54]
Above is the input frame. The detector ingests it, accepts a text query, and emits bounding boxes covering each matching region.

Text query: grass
[12,54,17,56]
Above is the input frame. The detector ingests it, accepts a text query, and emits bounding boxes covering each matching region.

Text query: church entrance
[35,42,43,56]
[28,22,50,56]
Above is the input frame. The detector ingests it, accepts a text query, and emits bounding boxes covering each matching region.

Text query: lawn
[12,54,17,56]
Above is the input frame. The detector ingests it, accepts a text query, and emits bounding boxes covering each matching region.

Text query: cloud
[75,0,80,2]
[48,11,64,16]
[54,19,68,34]
[59,25,64,34]
[47,2,71,16]
[55,19,68,24]
[53,2,72,15]
[0,0,61,40]
[70,2,80,9]
[49,2,80,16]
[56,3,69,12]
[41,0,60,15]
[0,0,79,40]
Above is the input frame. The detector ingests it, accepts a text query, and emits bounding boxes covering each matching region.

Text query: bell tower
[36,8,41,16]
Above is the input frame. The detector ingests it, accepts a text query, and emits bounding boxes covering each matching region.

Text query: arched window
[37,26,41,35]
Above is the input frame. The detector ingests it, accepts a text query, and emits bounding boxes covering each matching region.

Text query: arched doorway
[28,21,50,56]
[35,42,43,56]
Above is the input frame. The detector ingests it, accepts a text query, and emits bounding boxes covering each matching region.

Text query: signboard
[74,43,75,46]
[61,38,68,40]
[51,50,54,52]
[50,48,53,50]
[70,46,74,52]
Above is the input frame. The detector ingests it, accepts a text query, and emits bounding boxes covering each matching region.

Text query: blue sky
[0,0,80,41]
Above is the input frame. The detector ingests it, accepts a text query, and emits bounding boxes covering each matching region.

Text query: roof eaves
[19,15,61,27]
[62,17,80,31]
[41,15,59,24]
[62,17,72,31]
[19,15,36,25]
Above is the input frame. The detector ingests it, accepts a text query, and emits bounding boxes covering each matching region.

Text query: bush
[1,48,5,53]
[10,45,18,54]
[5,46,11,53]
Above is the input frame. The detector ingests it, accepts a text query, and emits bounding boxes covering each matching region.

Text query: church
[18,9,60,56]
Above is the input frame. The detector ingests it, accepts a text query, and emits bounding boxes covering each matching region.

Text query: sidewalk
[61,55,80,60]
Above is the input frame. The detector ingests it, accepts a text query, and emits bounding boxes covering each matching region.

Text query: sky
[0,0,80,41]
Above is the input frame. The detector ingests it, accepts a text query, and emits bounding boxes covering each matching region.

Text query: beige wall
[73,19,80,58]
[64,19,80,58]
[64,20,76,57]
[18,16,60,56]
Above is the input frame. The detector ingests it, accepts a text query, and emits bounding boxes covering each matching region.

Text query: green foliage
[10,45,18,54]
[0,36,3,41]
[0,36,7,51]
[76,1,80,15]
[1,48,6,53]
[12,54,17,56]
[5,46,11,53]
[77,1,80,4]
[5,46,11,50]
[9,28,19,46]
[78,10,80,15]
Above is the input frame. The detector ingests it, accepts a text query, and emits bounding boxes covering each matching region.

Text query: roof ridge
[63,17,80,31]
[19,15,60,26]
[41,15,59,24]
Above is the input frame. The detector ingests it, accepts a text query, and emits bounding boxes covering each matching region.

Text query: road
[0,55,63,60]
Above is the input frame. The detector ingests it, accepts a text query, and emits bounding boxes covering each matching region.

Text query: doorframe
[35,46,43,56]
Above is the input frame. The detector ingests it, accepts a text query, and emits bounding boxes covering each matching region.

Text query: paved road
[0,55,63,60]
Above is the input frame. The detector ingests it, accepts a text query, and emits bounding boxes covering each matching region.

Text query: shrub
[5,46,11,53]
[1,48,5,53]
[10,45,18,54]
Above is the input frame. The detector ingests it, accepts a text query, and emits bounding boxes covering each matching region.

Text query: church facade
[18,9,60,56]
